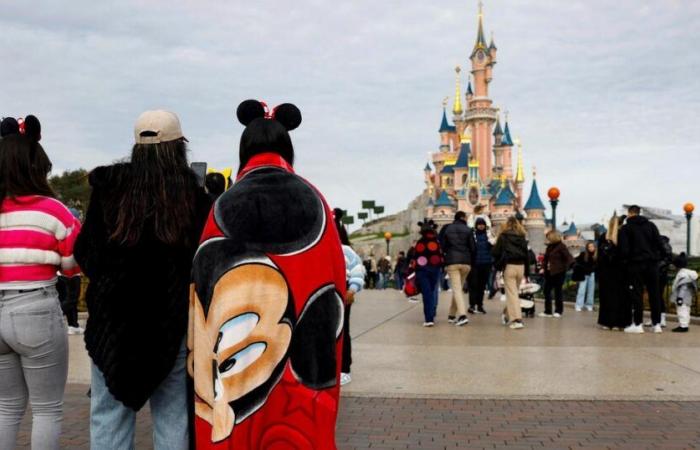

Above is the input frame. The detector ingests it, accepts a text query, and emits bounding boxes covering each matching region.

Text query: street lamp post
[384,232,393,257]
[547,187,560,231]
[684,203,695,255]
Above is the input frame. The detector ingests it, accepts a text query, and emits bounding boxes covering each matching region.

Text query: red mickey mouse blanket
[188,153,346,449]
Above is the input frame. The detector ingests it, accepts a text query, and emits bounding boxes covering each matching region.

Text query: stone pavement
[16,289,700,448]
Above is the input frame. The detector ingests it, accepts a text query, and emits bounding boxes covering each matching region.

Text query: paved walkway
[21,289,700,448]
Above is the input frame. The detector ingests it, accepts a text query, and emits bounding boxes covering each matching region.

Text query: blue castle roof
[424,162,432,171]
[454,143,471,169]
[441,164,455,174]
[524,180,546,211]
[563,222,578,237]
[466,81,473,96]
[488,179,501,196]
[494,184,516,206]
[435,190,455,207]
[502,121,514,146]
[439,109,451,133]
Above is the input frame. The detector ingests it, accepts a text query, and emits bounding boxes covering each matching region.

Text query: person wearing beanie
[670,254,697,333]
[75,110,212,449]
[468,217,493,314]
[189,100,346,448]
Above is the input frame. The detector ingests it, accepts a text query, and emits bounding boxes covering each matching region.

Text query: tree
[49,169,90,214]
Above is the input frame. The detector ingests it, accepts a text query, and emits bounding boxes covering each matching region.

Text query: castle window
[461,174,468,185]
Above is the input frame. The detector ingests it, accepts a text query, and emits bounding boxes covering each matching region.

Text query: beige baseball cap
[134,110,187,144]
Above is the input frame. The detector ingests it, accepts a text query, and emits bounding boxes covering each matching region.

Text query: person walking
[74,111,212,449]
[597,214,631,330]
[618,205,666,334]
[412,219,444,327]
[0,135,81,450]
[574,241,597,312]
[654,235,673,328]
[377,256,391,289]
[539,231,574,318]
[441,211,475,326]
[367,254,378,289]
[189,100,346,448]
[334,209,366,386]
[468,217,492,314]
[492,216,529,329]
[394,251,408,290]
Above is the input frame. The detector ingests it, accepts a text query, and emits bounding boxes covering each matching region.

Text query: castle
[423,2,547,251]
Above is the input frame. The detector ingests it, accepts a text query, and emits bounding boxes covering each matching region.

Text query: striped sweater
[0,195,81,289]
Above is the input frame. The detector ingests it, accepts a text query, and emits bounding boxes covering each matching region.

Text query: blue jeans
[395,273,404,290]
[416,266,441,322]
[0,287,67,450]
[90,341,188,450]
[576,273,596,308]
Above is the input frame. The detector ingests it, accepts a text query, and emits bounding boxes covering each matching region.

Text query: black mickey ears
[272,103,302,131]
[237,99,266,126]
[236,100,302,131]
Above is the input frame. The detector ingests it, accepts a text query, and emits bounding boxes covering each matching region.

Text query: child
[671,254,698,333]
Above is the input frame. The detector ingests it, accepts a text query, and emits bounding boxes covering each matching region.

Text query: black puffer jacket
[618,215,663,264]
[492,231,530,274]
[439,219,475,266]
[74,164,211,410]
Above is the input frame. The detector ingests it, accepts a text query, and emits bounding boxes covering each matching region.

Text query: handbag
[403,272,420,297]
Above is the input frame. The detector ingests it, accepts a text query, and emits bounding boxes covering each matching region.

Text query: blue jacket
[474,230,493,266]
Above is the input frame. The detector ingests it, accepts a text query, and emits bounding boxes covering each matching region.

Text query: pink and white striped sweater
[0,195,81,290]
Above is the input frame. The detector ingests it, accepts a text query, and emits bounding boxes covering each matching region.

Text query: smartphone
[191,162,207,187]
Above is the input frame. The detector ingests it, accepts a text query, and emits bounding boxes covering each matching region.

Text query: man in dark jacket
[440,211,476,326]
[618,205,665,333]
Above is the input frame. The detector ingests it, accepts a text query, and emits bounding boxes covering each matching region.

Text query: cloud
[1,0,698,227]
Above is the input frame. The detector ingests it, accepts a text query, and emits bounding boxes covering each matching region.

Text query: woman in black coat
[596,215,631,330]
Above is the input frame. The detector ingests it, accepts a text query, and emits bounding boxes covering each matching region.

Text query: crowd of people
[0,105,358,449]
[395,206,697,334]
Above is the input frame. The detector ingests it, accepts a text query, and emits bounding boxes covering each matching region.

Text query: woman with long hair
[596,214,630,330]
[539,230,574,318]
[74,111,212,449]
[574,241,598,312]
[492,216,529,329]
[0,135,81,449]
[189,100,346,448]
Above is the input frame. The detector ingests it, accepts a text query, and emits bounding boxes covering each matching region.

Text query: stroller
[519,281,541,317]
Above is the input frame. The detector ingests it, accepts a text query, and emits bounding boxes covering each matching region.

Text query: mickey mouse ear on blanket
[272,103,302,131]
[236,99,266,126]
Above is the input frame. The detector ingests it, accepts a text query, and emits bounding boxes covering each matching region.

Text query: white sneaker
[575,306,582,312]
[538,312,553,318]
[68,326,84,335]
[598,325,611,330]
[624,324,644,334]
[553,313,562,318]
[423,322,435,327]
[661,314,667,328]
[340,373,352,386]
[652,324,663,334]
[408,297,420,303]
[509,321,524,330]
[499,294,506,302]
[455,315,469,326]
[586,306,594,312]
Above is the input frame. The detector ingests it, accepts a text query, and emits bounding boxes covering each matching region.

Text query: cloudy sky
[2,0,699,226]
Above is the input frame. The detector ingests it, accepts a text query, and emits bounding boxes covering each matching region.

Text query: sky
[1,0,699,227]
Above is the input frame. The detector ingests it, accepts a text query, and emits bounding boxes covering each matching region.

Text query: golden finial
[515,138,525,184]
[452,66,463,115]
[478,0,484,18]
[500,173,507,188]
[532,166,537,179]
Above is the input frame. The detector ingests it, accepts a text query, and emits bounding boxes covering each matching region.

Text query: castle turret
[466,2,498,182]
[452,66,467,144]
[514,138,525,209]
[500,116,514,179]
[438,101,451,152]
[489,32,497,63]
[524,171,546,252]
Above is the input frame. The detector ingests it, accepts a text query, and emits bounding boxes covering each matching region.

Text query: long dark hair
[0,135,55,207]
[239,118,294,169]
[110,138,198,246]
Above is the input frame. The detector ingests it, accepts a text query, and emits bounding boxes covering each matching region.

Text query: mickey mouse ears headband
[236,99,302,131]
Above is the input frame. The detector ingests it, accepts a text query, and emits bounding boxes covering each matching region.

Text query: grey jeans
[0,287,68,450]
